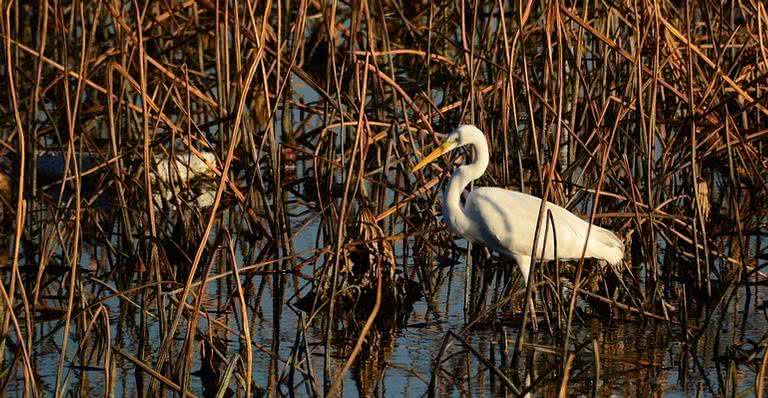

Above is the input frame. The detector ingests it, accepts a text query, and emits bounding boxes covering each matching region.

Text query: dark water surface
[5,132,766,397]
[13,220,765,397]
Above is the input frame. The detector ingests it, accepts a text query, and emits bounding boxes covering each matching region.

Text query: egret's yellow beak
[412,140,457,172]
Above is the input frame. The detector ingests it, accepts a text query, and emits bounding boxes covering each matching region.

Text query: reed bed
[0,0,767,396]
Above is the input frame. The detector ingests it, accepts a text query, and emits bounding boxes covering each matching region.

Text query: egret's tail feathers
[592,227,625,265]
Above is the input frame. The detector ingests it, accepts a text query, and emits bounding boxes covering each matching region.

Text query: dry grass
[0,0,766,396]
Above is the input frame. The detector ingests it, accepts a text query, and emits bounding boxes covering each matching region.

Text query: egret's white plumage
[413,125,624,284]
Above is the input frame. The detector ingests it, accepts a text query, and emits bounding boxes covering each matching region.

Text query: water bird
[412,125,624,285]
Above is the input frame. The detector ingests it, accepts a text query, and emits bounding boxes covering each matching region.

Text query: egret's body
[414,125,624,284]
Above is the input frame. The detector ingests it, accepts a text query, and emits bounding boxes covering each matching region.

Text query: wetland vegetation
[0,0,767,396]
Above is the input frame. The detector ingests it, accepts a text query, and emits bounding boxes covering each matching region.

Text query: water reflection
[1,152,764,398]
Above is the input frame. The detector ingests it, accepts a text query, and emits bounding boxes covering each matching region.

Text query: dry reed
[0,0,766,396]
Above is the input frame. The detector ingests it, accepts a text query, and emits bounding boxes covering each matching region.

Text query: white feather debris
[194,190,216,208]
[153,151,218,208]
[154,151,217,184]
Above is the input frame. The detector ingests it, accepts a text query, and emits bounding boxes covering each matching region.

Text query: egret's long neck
[442,136,489,235]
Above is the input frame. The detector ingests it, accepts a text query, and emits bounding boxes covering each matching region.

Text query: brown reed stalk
[0,1,766,396]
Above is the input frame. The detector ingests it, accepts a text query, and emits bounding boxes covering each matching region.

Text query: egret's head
[412,125,483,172]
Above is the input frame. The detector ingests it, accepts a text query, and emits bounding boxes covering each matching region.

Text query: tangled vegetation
[0,0,767,396]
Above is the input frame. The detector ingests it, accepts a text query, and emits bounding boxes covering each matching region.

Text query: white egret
[412,125,624,284]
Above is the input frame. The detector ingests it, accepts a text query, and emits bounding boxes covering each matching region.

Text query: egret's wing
[461,191,512,250]
[464,187,590,259]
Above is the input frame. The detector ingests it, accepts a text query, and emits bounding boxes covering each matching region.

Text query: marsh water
[4,2,768,396]
[8,189,766,397]
[5,87,767,396]
[4,81,767,398]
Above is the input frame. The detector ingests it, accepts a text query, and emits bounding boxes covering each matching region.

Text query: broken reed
[0,0,766,396]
